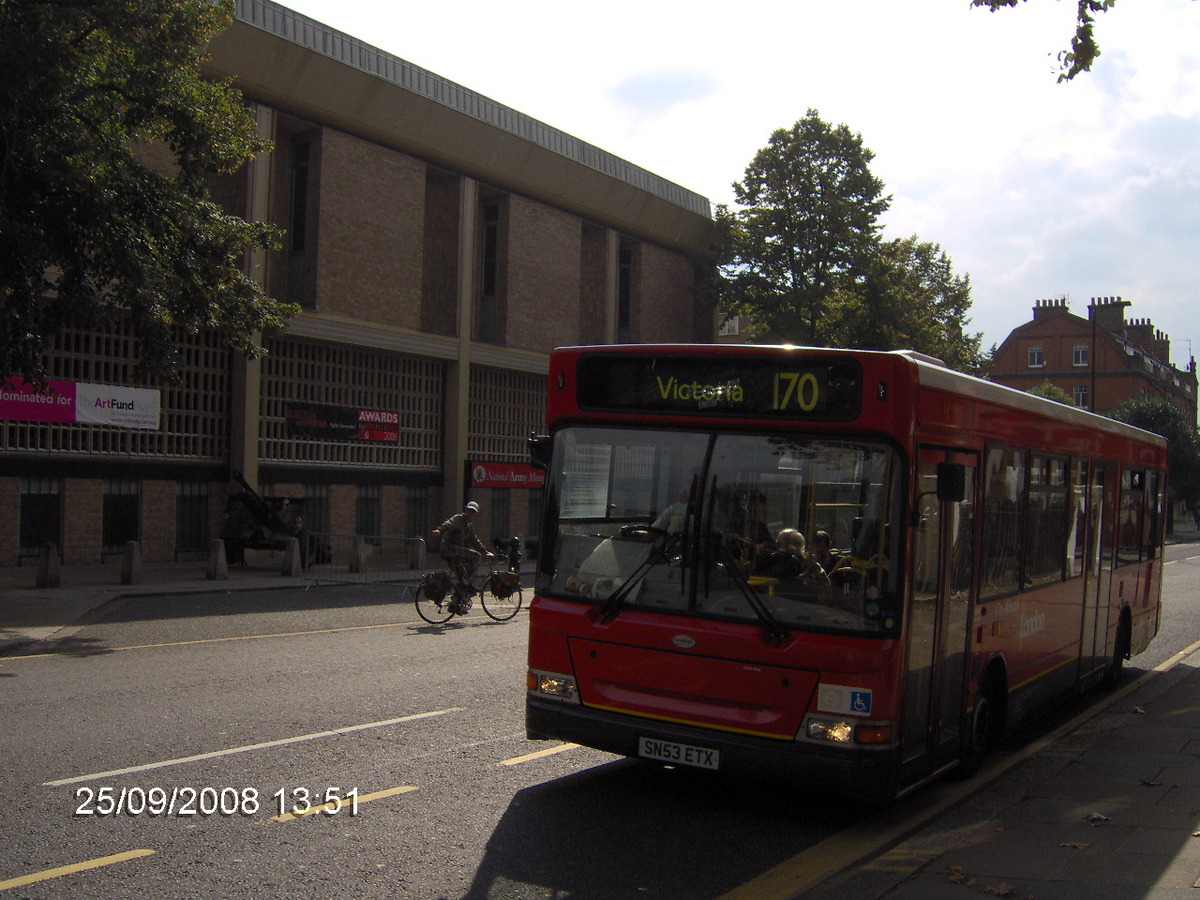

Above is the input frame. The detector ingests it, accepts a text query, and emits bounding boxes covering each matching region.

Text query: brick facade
[991,297,1198,424]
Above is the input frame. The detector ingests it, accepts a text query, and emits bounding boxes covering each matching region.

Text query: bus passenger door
[1080,463,1115,680]
[900,449,978,785]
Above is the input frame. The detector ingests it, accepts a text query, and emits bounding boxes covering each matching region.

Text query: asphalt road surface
[2,540,1198,899]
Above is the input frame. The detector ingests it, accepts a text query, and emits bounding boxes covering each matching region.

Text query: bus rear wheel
[1100,616,1131,690]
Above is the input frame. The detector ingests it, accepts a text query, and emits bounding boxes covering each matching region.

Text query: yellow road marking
[271,785,417,822]
[7,621,414,660]
[499,743,579,766]
[0,849,155,892]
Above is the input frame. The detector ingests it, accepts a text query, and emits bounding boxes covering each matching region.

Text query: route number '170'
[773,372,820,412]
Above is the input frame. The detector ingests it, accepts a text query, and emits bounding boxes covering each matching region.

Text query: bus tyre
[1100,616,1130,691]
[957,674,1002,779]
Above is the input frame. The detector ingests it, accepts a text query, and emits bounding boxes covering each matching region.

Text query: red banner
[468,461,546,489]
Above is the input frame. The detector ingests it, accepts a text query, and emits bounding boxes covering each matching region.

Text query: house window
[719,315,740,336]
[1074,385,1090,409]
[1027,346,1044,368]
[1073,344,1089,367]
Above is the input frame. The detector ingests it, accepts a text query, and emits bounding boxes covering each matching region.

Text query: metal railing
[301,533,426,590]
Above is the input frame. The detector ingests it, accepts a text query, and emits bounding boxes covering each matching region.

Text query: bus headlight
[806,718,854,743]
[803,717,894,745]
[528,669,580,703]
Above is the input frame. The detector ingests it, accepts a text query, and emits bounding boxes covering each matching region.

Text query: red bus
[525,345,1167,801]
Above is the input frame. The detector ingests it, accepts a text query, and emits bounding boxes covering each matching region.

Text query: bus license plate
[638,737,719,770]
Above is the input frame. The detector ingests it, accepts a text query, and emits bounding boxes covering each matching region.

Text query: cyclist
[433,500,489,588]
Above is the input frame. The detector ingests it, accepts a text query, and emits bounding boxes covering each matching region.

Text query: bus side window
[1118,468,1144,565]
[980,448,1024,600]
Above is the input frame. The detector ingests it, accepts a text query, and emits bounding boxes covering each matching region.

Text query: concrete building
[0,0,716,566]
[990,296,1197,424]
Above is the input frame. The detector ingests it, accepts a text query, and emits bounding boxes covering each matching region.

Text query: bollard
[36,542,61,589]
[207,539,229,581]
[121,540,144,585]
[282,537,303,576]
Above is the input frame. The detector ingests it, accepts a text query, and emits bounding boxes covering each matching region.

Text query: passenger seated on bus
[810,530,845,575]
[755,529,829,584]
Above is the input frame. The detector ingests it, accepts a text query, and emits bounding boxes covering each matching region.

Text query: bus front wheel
[957,672,1004,779]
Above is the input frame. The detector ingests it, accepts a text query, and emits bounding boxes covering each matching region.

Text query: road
[2,541,1199,899]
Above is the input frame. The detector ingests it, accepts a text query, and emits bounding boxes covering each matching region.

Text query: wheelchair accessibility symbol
[817,684,874,717]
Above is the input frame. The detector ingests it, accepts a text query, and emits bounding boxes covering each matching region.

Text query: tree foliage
[0,0,294,385]
[720,110,890,346]
[972,0,1116,82]
[1112,391,1200,515]
[828,236,984,372]
[1027,379,1073,404]
[719,111,983,373]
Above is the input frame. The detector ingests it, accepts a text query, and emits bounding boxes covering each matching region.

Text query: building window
[617,241,633,343]
[405,487,428,538]
[19,478,61,557]
[1074,385,1090,409]
[175,481,208,554]
[1073,344,1089,367]
[288,138,313,310]
[719,315,740,337]
[491,489,511,542]
[304,484,328,536]
[1027,345,1044,368]
[356,485,381,541]
[103,479,140,555]
[478,198,502,343]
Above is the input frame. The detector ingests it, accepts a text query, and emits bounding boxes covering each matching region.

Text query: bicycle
[415,538,525,624]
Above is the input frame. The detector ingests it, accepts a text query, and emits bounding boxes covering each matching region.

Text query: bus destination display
[576,353,862,420]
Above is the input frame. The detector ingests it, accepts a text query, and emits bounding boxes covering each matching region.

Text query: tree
[826,236,984,373]
[972,0,1115,82]
[1112,392,1200,522]
[719,115,983,372]
[1027,379,1073,404]
[720,110,890,345]
[0,0,294,386]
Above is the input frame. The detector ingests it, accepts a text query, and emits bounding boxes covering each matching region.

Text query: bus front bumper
[526,695,899,803]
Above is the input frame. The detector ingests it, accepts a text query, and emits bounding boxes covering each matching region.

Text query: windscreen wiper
[598,535,670,623]
[718,540,791,647]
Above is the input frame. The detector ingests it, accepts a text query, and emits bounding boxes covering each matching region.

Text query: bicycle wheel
[415,592,453,624]
[481,583,523,621]
[415,576,454,624]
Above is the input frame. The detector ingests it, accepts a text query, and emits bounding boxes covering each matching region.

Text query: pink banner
[0,379,76,423]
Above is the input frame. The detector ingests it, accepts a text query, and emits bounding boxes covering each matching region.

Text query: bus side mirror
[529,433,552,470]
[936,462,967,503]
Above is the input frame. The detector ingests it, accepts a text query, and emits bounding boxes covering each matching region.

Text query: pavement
[4,528,1200,900]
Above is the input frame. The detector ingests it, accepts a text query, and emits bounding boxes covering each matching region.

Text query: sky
[281,0,1200,364]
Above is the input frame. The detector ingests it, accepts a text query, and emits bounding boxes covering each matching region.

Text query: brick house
[990,297,1197,425]
[0,0,717,566]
